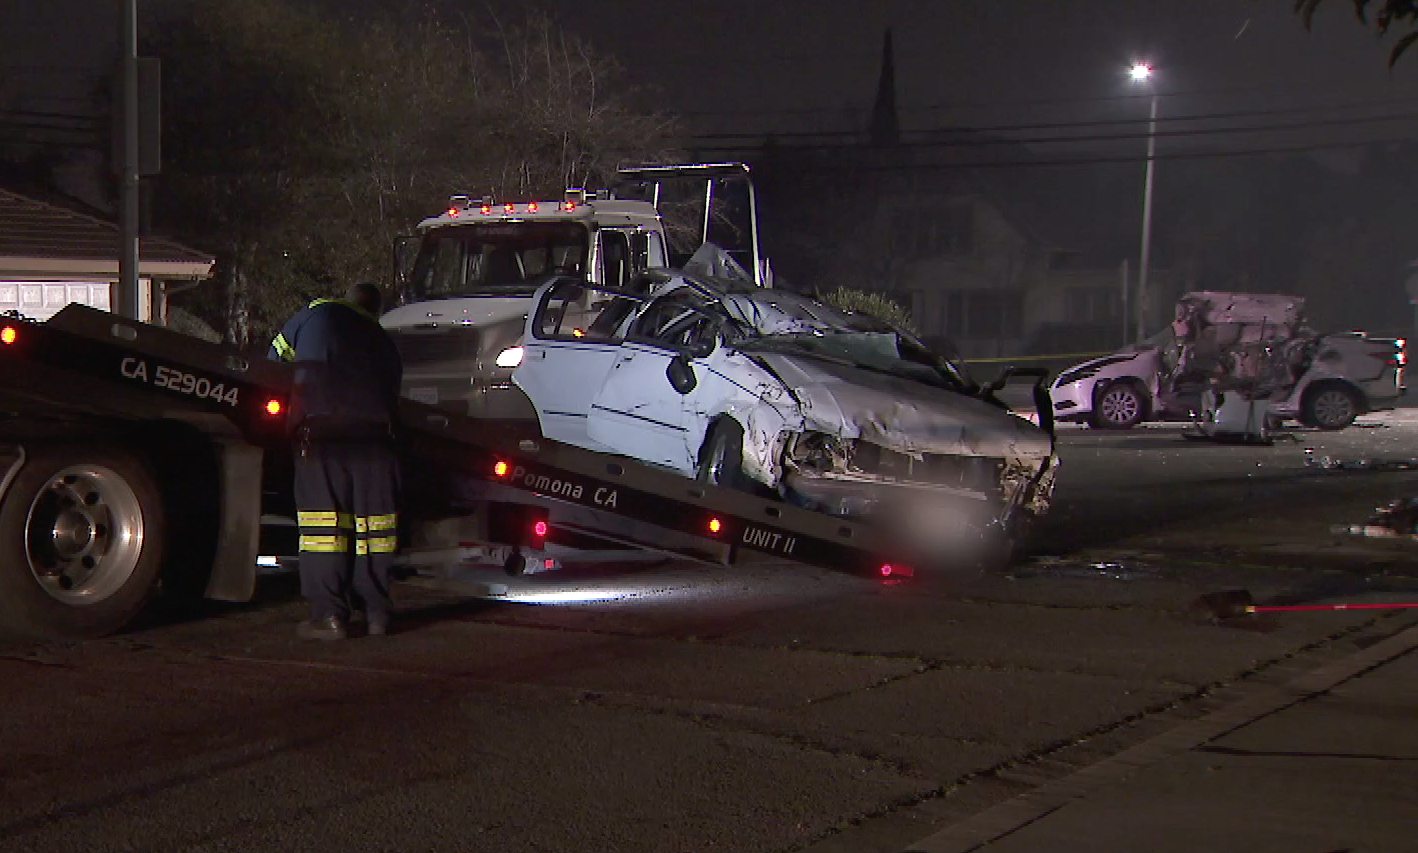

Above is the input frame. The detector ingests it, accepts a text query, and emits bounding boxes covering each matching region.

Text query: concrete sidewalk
[902,620,1418,853]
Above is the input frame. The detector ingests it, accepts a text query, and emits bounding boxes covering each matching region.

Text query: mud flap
[203,440,264,601]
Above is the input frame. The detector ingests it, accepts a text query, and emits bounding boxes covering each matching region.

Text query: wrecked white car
[511,270,1058,562]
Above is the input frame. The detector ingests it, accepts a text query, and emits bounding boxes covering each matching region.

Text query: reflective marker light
[533,520,549,538]
[503,202,515,213]
[494,460,509,477]
[526,201,539,213]
[0,326,15,345]
[494,345,524,368]
[708,517,722,534]
[561,200,577,212]
[264,399,282,416]
[446,207,459,218]
[479,203,492,215]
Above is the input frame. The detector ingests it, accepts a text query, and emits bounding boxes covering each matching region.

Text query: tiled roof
[0,187,214,274]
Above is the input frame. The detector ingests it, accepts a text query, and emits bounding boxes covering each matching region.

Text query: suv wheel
[1303,385,1361,430]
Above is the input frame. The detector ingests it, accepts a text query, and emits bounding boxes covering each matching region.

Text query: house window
[890,203,974,259]
[941,290,1022,339]
[1065,286,1120,323]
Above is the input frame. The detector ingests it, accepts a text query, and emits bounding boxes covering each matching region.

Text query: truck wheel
[1302,384,1360,430]
[1090,381,1147,429]
[0,446,165,640]
[697,419,746,490]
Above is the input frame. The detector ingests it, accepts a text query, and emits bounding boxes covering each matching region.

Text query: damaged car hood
[756,352,1054,461]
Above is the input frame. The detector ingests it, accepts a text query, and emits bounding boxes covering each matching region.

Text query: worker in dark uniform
[268,282,403,640]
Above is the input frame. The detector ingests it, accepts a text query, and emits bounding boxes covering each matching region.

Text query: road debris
[1304,447,1418,471]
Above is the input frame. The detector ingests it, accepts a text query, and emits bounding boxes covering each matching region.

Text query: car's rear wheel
[697,419,747,490]
[1090,381,1147,429]
[1302,384,1361,430]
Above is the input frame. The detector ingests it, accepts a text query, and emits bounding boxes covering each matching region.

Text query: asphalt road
[4,416,1418,853]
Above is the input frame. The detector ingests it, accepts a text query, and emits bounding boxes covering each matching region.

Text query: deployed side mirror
[667,353,698,395]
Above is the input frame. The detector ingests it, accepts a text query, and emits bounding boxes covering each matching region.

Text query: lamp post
[1130,62,1157,343]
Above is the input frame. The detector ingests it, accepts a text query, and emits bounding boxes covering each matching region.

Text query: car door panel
[587,342,696,471]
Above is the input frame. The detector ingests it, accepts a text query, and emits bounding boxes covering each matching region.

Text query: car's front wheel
[1090,381,1148,429]
[697,419,747,490]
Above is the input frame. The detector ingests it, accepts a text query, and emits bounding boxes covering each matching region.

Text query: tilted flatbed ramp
[1,306,904,596]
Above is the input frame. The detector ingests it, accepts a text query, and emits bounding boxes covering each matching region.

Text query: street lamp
[1130,62,1158,343]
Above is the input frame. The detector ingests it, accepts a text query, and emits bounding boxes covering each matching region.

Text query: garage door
[0,281,111,321]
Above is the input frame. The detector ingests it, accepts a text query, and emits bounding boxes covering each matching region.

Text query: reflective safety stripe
[361,513,398,532]
[271,333,296,362]
[298,510,354,529]
[353,536,398,556]
[299,534,349,553]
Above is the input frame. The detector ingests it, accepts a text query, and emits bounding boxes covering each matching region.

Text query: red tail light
[264,398,282,416]
[707,517,722,534]
[533,520,549,538]
[493,460,509,478]
[0,325,16,345]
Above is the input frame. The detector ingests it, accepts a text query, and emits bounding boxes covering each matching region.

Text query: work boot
[297,615,348,641]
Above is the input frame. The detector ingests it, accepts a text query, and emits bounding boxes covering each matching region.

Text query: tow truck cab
[380,194,668,418]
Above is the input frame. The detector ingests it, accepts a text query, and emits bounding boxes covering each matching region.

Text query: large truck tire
[0,445,166,640]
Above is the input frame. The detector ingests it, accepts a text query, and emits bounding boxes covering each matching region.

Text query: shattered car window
[533,279,643,342]
[737,331,966,391]
[628,290,721,355]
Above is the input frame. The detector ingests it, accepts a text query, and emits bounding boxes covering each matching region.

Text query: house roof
[0,187,215,280]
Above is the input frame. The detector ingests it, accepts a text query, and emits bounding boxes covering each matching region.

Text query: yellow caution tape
[961,350,1114,364]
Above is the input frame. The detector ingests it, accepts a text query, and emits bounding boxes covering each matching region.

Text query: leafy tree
[1294,0,1418,66]
[145,0,681,345]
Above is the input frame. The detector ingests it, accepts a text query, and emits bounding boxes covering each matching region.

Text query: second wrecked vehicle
[511,266,1058,565]
[1050,291,1405,430]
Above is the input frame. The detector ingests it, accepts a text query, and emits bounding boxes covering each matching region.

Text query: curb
[901,619,1418,853]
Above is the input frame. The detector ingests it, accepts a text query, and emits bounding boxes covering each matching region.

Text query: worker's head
[345,282,383,316]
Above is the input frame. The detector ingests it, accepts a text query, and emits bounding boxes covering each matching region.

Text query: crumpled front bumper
[782,452,1058,554]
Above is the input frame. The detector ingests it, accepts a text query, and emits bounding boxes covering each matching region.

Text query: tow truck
[382,162,766,418]
[0,305,907,641]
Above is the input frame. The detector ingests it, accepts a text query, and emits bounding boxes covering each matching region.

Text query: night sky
[5,0,1418,156]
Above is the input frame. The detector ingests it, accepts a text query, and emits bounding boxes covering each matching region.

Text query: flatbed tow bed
[0,306,904,640]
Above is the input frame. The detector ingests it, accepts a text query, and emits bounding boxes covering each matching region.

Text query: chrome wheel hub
[25,465,144,604]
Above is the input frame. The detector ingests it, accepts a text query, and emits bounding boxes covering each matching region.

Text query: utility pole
[117,0,140,321]
[1119,257,1130,344]
[1136,92,1158,343]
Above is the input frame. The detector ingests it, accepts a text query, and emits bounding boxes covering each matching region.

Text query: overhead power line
[687,112,1418,153]
[694,135,1418,173]
[678,79,1418,119]
[689,98,1418,140]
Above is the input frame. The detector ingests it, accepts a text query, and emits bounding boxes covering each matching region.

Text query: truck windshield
[405,221,590,301]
